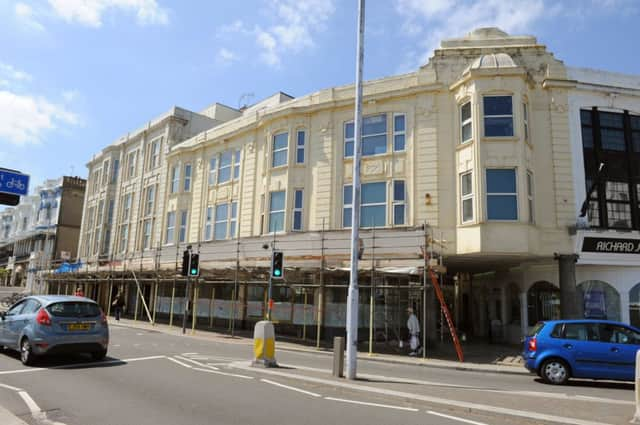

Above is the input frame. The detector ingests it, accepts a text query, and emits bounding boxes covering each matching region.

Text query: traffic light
[271,251,284,279]
[181,250,190,276]
[189,254,199,277]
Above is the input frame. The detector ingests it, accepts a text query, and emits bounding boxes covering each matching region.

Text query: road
[0,320,636,425]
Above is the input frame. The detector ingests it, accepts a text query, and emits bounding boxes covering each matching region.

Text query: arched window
[527,281,560,326]
[577,280,620,321]
[630,283,640,328]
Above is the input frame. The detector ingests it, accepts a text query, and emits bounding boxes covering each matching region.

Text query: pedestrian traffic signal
[189,254,199,277]
[271,251,283,279]
[181,250,190,276]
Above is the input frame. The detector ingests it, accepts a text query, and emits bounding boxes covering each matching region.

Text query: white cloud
[394,0,549,68]
[216,48,238,66]
[0,91,78,145]
[0,63,32,83]
[219,0,335,68]
[47,0,169,27]
[15,2,46,32]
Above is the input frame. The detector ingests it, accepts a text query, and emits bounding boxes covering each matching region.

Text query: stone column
[621,290,630,324]
[558,254,582,319]
[520,291,529,338]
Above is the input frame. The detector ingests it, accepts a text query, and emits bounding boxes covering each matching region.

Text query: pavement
[0,319,636,425]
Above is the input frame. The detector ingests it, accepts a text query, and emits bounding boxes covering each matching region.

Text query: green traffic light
[274,269,281,276]
[190,268,197,275]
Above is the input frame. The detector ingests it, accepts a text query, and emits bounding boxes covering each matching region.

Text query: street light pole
[346,0,365,381]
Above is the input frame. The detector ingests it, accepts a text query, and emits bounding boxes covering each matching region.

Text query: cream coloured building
[71,28,640,345]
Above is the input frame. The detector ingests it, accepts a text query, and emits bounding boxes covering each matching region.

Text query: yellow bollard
[252,321,277,368]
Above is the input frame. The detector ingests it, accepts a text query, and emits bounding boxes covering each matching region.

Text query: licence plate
[67,323,91,331]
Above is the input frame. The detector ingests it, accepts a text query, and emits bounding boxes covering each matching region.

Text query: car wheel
[20,338,36,366]
[91,349,107,361]
[540,358,570,385]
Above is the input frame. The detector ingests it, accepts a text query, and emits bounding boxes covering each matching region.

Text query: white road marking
[167,357,193,369]
[0,382,22,391]
[192,367,254,380]
[174,355,219,370]
[260,378,322,397]
[229,362,615,425]
[427,410,488,425]
[181,352,198,355]
[122,355,166,363]
[0,368,42,375]
[325,397,419,412]
[18,391,40,414]
[277,362,632,406]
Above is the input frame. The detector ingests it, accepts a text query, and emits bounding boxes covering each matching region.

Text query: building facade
[0,176,86,289]
[72,28,640,345]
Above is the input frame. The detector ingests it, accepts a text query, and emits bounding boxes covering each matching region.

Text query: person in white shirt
[407,307,421,356]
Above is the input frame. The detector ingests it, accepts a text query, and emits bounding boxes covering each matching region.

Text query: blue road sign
[0,169,29,196]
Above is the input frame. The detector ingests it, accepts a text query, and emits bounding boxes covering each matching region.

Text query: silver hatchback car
[0,295,109,365]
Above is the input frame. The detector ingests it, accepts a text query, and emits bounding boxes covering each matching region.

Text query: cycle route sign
[0,168,29,196]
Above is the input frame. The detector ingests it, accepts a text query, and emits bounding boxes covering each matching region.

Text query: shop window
[581,108,640,230]
[527,281,560,326]
[577,280,620,321]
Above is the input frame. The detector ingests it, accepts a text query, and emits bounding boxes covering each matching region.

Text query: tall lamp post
[346,0,365,380]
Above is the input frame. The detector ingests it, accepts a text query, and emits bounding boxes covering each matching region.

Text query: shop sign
[582,237,640,254]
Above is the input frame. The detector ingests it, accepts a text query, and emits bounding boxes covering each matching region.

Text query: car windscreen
[46,302,101,318]
[527,322,546,337]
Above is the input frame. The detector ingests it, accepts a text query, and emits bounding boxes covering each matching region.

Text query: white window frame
[344,122,354,158]
[486,168,518,221]
[343,181,387,228]
[122,193,132,221]
[392,180,406,226]
[218,151,233,184]
[460,172,474,223]
[230,201,238,238]
[102,160,110,185]
[296,130,305,164]
[272,132,288,168]
[523,102,529,143]
[527,171,534,224]
[204,207,213,241]
[144,185,155,217]
[111,159,119,184]
[165,211,176,245]
[233,149,241,180]
[118,224,128,253]
[208,157,217,186]
[149,138,161,170]
[214,203,229,240]
[183,163,192,192]
[344,114,388,158]
[170,166,180,194]
[292,189,303,231]
[269,191,286,233]
[460,101,472,144]
[179,210,188,243]
[393,114,406,152]
[127,150,137,179]
[483,95,514,137]
[142,219,152,250]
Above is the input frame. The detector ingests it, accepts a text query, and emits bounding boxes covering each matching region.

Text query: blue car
[523,319,640,384]
[0,295,109,366]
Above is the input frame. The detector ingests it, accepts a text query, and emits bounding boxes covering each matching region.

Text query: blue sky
[0,0,638,194]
